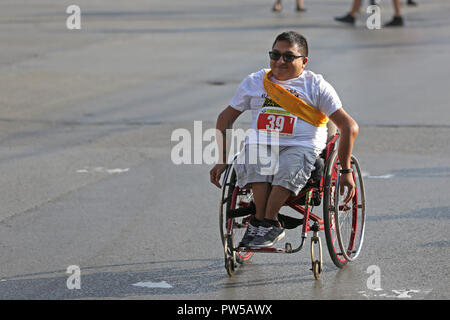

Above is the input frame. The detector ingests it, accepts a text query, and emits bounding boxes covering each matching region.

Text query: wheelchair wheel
[335,154,366,262]
[323,151,366,268]
[219,164,254,265]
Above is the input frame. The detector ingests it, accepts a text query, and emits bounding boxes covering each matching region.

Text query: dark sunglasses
[269,51,304,62]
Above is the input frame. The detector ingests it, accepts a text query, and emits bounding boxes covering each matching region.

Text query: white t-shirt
[229,68,342,154]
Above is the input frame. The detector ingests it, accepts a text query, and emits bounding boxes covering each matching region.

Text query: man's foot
[407,0,418,6]
[248,220,285,248]
[296,6,306,12]
[384,16,404,27]
[238,219,260,248]
[334,13,355,25]
[272,3,281,12]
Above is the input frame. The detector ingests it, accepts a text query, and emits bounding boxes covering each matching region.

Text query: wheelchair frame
[219,133,366,279]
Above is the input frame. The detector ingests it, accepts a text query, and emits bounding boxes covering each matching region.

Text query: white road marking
[359,288,432,299]
[132,281,173,288]
[76,167,130,174]
[368,174,395,179]
[392,289,421,298]
[362,171,395,179]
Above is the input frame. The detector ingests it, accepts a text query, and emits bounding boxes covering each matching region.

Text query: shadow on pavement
[0,258,324,299]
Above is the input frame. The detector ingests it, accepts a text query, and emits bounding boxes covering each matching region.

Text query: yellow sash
[263,70,328,127]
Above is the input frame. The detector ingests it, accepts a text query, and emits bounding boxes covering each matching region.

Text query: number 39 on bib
[256,107,297,137]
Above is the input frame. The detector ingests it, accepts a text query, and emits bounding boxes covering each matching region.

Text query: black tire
[323,151,366,267]
[219,165,254,265]
[323,150,349,268]
[335,155,366,262]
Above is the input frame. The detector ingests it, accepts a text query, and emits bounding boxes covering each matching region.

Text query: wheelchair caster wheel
[285,242,292,253]
[225,257,235,277]
[311,260,322,280]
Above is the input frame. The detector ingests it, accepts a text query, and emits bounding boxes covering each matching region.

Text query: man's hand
[339,172,356,204]
[210,106,242,189]
[210,163,227,188]
[329,108,359,205]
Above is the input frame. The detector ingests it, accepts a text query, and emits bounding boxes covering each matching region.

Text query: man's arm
[328,108,359,203]
[210,106,242,188]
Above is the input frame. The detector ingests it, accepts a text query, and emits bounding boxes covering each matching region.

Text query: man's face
[270,40,308,81]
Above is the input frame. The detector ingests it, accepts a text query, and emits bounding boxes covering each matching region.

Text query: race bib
[256,107,297,137]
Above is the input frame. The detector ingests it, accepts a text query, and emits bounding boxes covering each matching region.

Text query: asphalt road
[0,0,449,300]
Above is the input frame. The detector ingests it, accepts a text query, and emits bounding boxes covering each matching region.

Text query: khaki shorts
[233,144,317,195]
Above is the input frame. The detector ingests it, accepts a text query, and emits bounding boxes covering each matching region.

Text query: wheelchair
[219,133,366,279]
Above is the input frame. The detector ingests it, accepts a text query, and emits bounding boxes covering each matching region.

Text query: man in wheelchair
[210,31,359,248]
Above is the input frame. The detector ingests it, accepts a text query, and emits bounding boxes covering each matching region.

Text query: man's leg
[264,185,292,221]
[248,185,290,247]
[252,182,272,221]
[237,182,271,247]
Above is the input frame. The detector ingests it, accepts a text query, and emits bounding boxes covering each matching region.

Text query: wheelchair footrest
[236,246,287,253]
[228,203,303,230]
[278,213,303,230]
[227,202,256,218]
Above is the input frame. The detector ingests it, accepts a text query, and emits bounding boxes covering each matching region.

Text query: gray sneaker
[238,220,260,248]
[248,222,285,248]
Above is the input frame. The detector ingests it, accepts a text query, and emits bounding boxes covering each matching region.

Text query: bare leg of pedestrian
[393,0,401,16]
[272,0,282,12]
[272,0,306,12]
[384,0,404,27]
[296,0,306,11]
[335,0,361,25]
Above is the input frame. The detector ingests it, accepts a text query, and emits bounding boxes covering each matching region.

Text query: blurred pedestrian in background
[368,0,418,6]
[335,0,404,27]
[272,0,306,12]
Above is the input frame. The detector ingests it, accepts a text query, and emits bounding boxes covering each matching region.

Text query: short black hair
[272,31,308,57]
